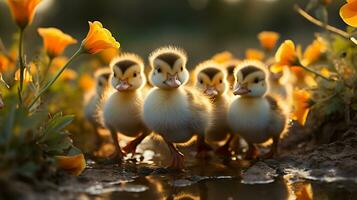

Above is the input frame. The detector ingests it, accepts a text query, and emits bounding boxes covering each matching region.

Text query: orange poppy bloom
[245,48,265,61]
[38,27,77,58]
[211,51,234,64]
[340,0,357,27]
[50,56,68,72]
[7,0,42,28]
[302,38,326,66]
[59,69,77,81]
[292,89,310,126]
[56,154,86,176]
[275,40,298,66]
[79,74,95,91]
[257,31,280,51]
[0,55,9,73]
[81,21,120,54]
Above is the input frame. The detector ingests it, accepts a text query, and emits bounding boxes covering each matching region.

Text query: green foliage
[307,34,357,138]
[0,90,81,180]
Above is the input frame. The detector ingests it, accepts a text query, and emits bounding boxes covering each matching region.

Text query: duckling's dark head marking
[226,65,235,76]
[114,60,137,73]
[156,53,181,68]
[201,67,220,79]
[240,66,261,79]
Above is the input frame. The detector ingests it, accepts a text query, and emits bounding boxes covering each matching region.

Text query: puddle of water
[58,149,357,200]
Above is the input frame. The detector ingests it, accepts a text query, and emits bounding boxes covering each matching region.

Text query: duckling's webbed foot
[196,135,212,159]
[123,133,147,155]
[166,141,185,171]
[245,143,259,160]
[262,136,279,159]
[215,134,233,158]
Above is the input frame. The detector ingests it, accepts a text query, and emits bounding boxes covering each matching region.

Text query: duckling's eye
[113,73,117,78]
[219,79,223,83]
[199,79,203,84]
[133,72,137,77]
[180,66,183,71]
[157,68,162,73]
[98,81,103,86]
[254,78,260,83]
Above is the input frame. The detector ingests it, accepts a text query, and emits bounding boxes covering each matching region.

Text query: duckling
[193,61,232,156]
[222,59,241,90]
[143,46,212,170]
[227,60,287,159]
[102,53,149,162]
[83,68,111,148]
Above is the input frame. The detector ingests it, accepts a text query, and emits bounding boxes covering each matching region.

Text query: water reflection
[62,140,357,200]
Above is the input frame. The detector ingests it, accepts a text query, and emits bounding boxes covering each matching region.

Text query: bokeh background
[0,0,346,67]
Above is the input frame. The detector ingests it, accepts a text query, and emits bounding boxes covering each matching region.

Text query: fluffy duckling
[227,60,287,159]
[193,61,232,155]
[102,53,149,162]
[83,68,111,147]
[143,46,212,170]
[222,59,241,90]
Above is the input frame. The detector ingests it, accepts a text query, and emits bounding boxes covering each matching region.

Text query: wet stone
[241,162,278,184]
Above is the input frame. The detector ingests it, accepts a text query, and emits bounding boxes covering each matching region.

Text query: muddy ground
[3,125,357,200]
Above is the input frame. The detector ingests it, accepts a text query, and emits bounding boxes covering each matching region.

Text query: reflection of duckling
[193,61,232,155]
[143,46,212,170]
[227,61,287,159]
[83,68,111,148]
[102,53,149,162]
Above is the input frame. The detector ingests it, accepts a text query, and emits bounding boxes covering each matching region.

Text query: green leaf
[39,114,74,143]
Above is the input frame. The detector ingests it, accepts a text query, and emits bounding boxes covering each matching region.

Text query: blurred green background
[0,0,346,66]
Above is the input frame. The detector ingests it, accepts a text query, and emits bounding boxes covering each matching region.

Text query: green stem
[28,47,83,110]
[18,28,25,94]
[294,5,350,39]
[298,64,333,82]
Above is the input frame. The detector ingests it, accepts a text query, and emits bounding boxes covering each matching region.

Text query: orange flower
[38,27,77,58]
[340,0,357,27]
[56,154,86,176]
[292,89,310,126]
[81,21,120,54]
[0,55,9,73]
[7,0,42,28]
[302,38,326,66]
[245,48,265,61]
[50,56,68,72]
[79,74,95,91]
[275,40,298,66]
[257,31,280,51]
[211,51,234,64]
[59,69,77,81]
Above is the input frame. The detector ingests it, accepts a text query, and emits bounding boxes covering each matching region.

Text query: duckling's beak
[204,86,218,96]
[233,83,250,95]
[115,80,131,91]
[164,74,181,88]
